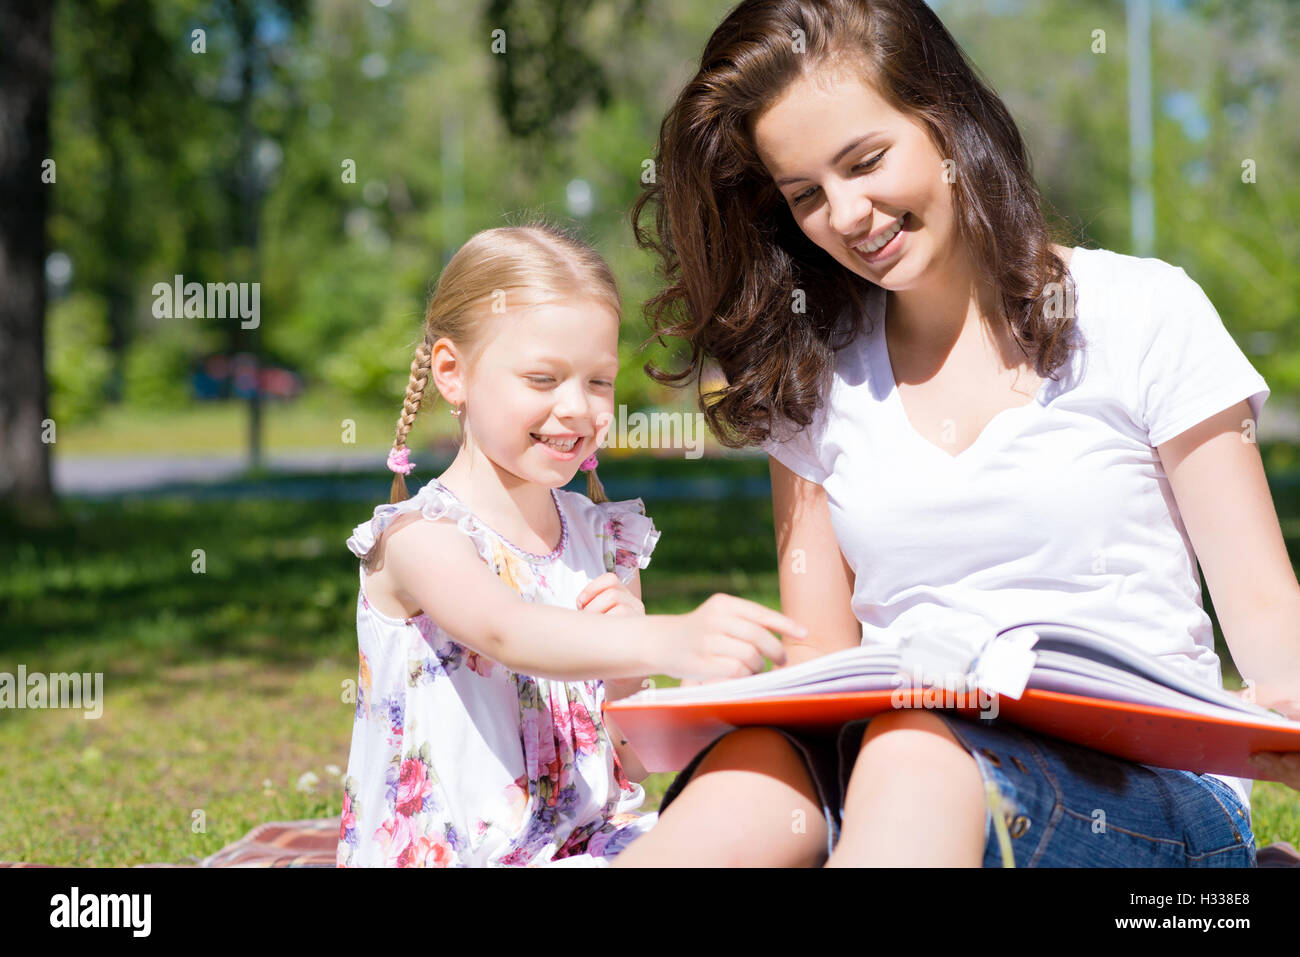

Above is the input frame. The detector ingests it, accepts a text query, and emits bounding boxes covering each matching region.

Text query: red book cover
[607,685,1300,777]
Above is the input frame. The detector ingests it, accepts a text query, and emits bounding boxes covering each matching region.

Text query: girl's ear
[430,336,465,406]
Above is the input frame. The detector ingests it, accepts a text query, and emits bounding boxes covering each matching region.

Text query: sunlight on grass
[3,452,1299,865]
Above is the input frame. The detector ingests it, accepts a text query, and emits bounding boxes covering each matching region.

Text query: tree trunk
[0,0,55,520]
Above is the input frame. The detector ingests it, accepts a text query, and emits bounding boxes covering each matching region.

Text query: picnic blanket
[0,818,338,868]
[2,818,1298,867]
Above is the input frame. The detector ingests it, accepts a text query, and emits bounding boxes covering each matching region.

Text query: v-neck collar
[865,257,1078,466]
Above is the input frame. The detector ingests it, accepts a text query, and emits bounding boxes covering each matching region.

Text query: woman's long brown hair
[631,0,1081,448]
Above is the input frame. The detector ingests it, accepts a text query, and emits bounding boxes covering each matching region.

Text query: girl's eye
[528,376,613,387]
[789,150,886,207]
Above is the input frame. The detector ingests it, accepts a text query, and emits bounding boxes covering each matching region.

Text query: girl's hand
[654,593,805,682]
[1239,672,1300,791]
[578,573,647,702]
[576,573,644,617]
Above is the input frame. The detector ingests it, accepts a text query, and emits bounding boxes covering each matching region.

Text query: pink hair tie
[387,447,415,475]
[579,453,599,471]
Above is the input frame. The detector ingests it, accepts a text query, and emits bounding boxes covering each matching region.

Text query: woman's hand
[576,572,644,617]
[1240,669,1300,790]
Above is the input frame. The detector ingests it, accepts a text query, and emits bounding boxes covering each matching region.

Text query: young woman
[613,0,1300,867]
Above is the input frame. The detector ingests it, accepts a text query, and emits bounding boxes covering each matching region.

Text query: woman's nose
[826,181,872,240]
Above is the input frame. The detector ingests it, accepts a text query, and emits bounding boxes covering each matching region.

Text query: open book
[605,621,1300,777]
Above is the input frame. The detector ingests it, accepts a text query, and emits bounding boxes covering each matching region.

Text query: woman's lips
[853,212,908,264]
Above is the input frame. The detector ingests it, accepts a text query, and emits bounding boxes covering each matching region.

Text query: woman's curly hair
[631,0,1080,448]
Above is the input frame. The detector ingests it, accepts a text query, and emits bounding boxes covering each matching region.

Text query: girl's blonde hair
[390,221,621,505]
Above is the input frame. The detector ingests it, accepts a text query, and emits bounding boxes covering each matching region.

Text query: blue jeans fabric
[657,714,1257,867]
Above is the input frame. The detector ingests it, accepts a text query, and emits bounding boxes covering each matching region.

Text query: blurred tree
[484,0,645,149]
[0,0,54,517]
[31,0,1298,462]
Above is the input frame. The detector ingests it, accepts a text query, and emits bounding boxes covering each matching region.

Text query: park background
[2,0,1299,865]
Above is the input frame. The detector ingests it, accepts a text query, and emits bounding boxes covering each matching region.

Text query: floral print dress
[337,478,662,867]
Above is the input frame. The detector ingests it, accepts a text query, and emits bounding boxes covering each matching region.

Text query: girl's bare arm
[382,516,802,682]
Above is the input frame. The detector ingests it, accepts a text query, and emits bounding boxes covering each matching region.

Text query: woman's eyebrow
[774,131,887,186]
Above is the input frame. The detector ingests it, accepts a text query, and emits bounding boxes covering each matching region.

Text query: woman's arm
[769,455,863,667]
[1156,399,1300,716]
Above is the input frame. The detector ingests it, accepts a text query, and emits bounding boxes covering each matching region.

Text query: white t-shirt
[762,246,1269,814]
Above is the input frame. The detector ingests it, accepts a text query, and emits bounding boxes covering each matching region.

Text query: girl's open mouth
[530,433,581,459]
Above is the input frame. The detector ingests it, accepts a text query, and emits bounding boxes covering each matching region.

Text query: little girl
[335,222,807,867]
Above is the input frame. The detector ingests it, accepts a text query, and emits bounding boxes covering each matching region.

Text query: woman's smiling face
[751,64,962,292]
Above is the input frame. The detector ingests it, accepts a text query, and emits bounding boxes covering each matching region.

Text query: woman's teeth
[860,214,905,253]
[532,434,578,451]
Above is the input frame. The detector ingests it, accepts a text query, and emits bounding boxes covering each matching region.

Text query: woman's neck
[884,247,1003,367]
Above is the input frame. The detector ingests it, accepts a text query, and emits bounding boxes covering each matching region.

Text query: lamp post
[1127,0,1155,257]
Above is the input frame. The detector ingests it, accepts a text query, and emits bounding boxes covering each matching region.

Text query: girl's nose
[552,381,588,419]
[826,181,873,240]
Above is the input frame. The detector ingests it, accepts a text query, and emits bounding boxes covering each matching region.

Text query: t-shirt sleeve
[1137,266,1269,448]
[761,407,831,485]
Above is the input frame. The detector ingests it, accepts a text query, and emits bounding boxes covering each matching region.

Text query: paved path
[52,398,1300,499]
[51,448,774,501]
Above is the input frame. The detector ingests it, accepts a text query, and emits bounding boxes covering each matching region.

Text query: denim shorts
[657,713,1257,867]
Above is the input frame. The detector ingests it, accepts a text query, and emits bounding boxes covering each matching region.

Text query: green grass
[2,451,1298,865]
[0,459,780,866]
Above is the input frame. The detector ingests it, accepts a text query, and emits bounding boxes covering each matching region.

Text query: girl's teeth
[534,434,577,451]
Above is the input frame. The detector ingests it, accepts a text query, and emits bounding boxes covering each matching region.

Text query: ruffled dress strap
[592,498,661,585]
[345,479,499,570]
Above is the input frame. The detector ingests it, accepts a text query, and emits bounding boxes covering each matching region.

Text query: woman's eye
[789,151,885,207]
[853,150,886,173]
[592,380,615,388]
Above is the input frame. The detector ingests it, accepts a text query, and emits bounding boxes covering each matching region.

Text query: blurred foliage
[935,0,1300,392]
[45,0,1300,431]
[47,292,114,424]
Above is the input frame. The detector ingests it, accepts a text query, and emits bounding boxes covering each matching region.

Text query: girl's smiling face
[751,65,962,293]
[458,299,619,486]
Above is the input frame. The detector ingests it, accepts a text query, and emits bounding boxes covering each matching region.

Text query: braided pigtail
[388,338,433,504]
[580,454,608,504]
[586,469,608,504]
